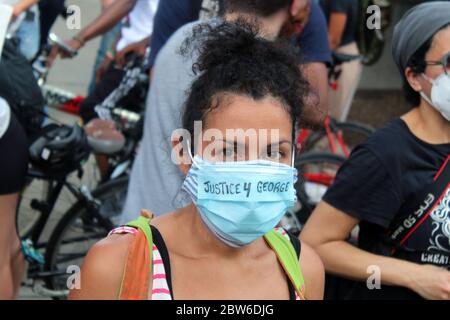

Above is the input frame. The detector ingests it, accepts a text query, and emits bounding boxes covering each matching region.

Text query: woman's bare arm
[300,241,325,300]
[328,12,347,50]
[68,234,132,300]
[300,201,450,300]
[13,0,39,18]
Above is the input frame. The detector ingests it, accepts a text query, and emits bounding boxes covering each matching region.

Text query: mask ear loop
[291,119,297,168]
[186,139,199,166]
[420,73,435,107]
[291,145,296,167]
[421,73,434,84]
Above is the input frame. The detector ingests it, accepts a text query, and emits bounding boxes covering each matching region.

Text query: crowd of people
[0,0,449,300]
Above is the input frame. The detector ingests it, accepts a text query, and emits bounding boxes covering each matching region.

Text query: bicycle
[298,115,374,158]
[298,50,375,157]
[33,33,146,185]
[281,151,347,236]
[356,0,392,67]
[17,125,128,299]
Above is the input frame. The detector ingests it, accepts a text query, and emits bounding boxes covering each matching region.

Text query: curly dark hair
[181,21,309,145]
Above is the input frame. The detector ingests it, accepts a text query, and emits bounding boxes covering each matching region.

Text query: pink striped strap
[108,226,139,236]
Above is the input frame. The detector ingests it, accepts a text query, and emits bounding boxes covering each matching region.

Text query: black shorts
[0,112,29,195]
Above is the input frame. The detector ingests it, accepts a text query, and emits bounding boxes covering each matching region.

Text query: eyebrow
[218,139,293,147]
[273,140,293,147]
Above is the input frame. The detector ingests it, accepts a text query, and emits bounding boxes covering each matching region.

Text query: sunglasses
[425,51,450,75]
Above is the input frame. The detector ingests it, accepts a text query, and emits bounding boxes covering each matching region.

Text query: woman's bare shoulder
[69,234,134,300]
[299,241,325,300]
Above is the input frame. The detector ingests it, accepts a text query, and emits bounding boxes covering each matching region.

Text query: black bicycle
[17,125,128,299]
[356,0,392,66]
[33,33,146,186]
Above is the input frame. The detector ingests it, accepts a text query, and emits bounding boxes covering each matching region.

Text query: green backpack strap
[264,230,306,300]
[125,215,154,272]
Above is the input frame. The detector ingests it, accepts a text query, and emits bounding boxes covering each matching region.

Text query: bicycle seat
[84,119,126,155]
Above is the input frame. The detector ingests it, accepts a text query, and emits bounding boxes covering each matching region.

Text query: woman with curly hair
[70,21,324,300]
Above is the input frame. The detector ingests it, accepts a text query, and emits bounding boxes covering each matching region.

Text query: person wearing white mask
[0,4,29,299]
[301,2,450,300]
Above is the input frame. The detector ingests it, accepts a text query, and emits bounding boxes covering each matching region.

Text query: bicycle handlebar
[331,52,362,66]
[48,33,78,57]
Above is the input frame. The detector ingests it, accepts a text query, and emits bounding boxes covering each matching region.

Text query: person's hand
[409,264,450,300]
[59,39,83,59]
[95,55,114,83]
[115,39,148,67]
[46,38,82,67]
[281,0,311,38]
[11,5,24,21]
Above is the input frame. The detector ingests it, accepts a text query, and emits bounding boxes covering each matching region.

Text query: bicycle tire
[43,176,129,295]
[356,0,392,66]
[282,152,346,236]
[302,120,375,155]
[16,179,52,239]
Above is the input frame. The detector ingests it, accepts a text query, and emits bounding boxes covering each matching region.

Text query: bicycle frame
[20,167,115,283]
[297,116,351,158]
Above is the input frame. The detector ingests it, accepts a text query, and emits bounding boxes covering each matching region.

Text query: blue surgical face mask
[182,143,298,248]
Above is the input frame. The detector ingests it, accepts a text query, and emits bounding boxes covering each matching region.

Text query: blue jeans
[15,5,41,61]
[88,23,122,95]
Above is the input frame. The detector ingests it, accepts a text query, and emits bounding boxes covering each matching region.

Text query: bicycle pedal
[21,239,45,265]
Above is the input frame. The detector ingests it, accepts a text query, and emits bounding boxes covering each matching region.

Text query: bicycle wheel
[302,120,375,156]
[43,176,129,295]
[334,120,375,151]
[16,178,52,239]
[281,152,346,236]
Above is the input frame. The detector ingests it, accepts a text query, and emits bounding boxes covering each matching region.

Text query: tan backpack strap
[118,210,154,300]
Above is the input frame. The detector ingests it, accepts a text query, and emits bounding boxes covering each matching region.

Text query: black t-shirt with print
[323,118,450,300]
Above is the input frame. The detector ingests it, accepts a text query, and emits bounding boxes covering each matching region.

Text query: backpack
[0,39,45,140]
[118,215,306,300]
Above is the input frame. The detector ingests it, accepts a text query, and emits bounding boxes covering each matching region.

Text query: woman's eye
[221,147,235,158]
[445,55,450,72]
[266,150,284,160]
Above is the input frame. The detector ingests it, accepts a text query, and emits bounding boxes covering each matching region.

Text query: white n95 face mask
[421,73,450,121]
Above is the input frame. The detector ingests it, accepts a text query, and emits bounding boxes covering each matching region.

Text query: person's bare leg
[0,193,24,299]
[10,220,24,298]
[95,154,110,180]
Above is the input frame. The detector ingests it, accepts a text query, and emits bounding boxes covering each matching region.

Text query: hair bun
[182,20,296,75]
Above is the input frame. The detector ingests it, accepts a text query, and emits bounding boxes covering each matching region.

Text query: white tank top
[116,0,159,52]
